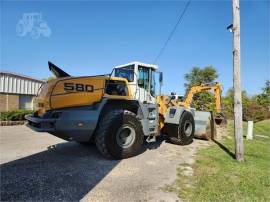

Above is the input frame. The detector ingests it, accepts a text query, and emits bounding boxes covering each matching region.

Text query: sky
[1,0,269,96]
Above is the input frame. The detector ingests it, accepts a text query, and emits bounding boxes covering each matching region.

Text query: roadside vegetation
[222,81,270,122]
[0,110,33,121]
[184,67,270,122]
[169,120,270,201]
[164,67,270,201]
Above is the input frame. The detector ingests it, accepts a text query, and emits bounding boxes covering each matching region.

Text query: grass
[170,120,270,202]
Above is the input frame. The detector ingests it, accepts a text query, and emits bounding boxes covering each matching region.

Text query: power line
[153,0,192,64]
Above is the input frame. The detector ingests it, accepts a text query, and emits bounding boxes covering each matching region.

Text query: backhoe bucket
[214,114,227,126]
[194,111,216,140]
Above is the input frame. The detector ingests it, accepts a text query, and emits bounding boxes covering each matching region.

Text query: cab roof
[114,61,158,70]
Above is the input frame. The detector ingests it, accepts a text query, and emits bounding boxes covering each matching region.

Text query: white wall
[0,73,43,95]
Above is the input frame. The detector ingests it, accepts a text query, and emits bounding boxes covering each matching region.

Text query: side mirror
[159,72,163,85]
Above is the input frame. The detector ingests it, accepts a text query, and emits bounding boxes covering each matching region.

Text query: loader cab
[113,62,160,104]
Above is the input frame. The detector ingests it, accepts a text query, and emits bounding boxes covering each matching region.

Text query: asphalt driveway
[0,125,208,202]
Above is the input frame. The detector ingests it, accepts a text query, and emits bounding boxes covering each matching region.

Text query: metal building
[0,71,45,112]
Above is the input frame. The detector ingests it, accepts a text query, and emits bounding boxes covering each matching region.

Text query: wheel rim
[116,125,136,148]
[184,121,192,137]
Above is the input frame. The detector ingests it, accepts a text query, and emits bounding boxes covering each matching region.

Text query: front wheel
[167,111,195,145]
[95,109,144,159]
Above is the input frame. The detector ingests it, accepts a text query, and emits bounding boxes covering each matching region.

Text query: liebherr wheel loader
[26,61,220,159]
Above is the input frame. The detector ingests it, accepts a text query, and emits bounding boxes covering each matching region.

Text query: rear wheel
[167,111,195,145]
[95,109,143,159]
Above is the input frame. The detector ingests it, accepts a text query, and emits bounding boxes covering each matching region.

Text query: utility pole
[232,0,244,161]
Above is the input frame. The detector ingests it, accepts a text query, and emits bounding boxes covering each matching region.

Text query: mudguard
[164,106,194,124]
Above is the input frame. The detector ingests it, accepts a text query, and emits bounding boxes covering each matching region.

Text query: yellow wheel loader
[26,61,221,159]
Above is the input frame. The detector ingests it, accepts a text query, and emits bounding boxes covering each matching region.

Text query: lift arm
[178,82,222,113]
[156,82,224,131]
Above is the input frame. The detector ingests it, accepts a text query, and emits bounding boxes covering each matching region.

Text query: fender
[164,106,194,125]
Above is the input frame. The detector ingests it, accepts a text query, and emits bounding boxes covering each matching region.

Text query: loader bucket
[214,113,227,126]
[194,111,216,140]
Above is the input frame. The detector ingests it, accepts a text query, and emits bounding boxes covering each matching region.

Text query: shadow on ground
[1,137,164,201]
[213,139,235,159]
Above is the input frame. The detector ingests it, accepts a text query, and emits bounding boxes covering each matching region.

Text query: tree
[262,80,270,95]
[256,80,270,108]
[184,66,218,111]
[221,88,250,119]
[222,87,269,122]
[222,88,234,118]
[184,66,218,88]
[243,100,268,122]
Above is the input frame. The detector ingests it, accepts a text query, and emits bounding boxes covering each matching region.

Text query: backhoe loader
[26,61,223,159]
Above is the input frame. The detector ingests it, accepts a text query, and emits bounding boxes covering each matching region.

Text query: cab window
[138,65,150,91]
[114,65,134,82]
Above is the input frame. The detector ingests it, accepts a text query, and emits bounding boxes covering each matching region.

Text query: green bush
[243,101,269,122]
[0,110,34,121]
[222,88,269,122]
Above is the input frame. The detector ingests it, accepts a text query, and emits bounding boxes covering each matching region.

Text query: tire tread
[95,109,143,159]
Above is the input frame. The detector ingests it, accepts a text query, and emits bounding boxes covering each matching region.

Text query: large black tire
[167,111,195,145]
[95,109,144,159]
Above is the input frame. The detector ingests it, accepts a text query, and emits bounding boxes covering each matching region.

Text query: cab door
[136,65,156,104]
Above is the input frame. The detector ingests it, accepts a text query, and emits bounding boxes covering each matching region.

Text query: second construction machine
[26,61,224,159]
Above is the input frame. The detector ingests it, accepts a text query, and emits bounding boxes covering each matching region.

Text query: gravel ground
[0,125,209,202]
